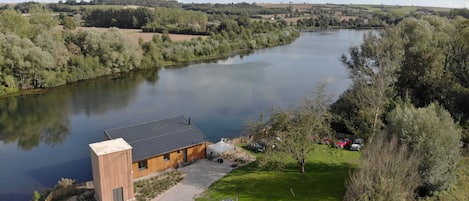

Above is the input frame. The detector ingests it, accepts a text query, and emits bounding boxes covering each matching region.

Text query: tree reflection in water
[0,67,160,150]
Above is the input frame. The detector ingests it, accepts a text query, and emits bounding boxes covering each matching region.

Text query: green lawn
[196,145,360,201]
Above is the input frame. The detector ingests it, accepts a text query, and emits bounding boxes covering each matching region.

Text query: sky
[0,0,468,8]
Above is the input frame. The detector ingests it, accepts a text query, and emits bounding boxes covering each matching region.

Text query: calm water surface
[0,30,367,200]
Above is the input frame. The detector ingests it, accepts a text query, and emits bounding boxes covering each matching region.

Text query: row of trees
[82,7,209,34]
[0,7,299,96]
[182,2,287,16]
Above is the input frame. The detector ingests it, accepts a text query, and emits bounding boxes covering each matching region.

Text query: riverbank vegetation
[0,4,299,96]
[334,15,469,200]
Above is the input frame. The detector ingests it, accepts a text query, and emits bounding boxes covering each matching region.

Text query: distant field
[68,4,155,10]
[259,3,313,11]
[68,4,127,10]
[259,3,451,13]
[75,27,207,43]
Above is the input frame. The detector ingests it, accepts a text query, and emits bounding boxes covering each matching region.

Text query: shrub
[387,102,461,195]
[345,134,421,201]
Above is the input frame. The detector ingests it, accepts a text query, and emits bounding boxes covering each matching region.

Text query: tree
[246,84,332,173]
[345,134,421,201]
[336,28,403,138]
[387,102,461,195]
[62,16,77,30]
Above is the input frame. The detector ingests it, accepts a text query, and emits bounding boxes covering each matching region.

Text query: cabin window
[164,153,170,161]
[138,160,147,171]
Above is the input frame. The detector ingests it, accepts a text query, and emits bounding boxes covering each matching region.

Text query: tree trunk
[298,160,305,173]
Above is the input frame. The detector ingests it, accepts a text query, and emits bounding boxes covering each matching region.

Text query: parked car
[336,138,352,149]
[350,138,364,151]
[318,137,332,145]
[245,142,265,153]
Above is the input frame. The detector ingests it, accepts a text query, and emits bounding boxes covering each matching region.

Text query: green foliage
[182,2,287,15]
[424,157,469,201]
[387,102,461,195]
[334,16,469,136]
[333,27,403,138]
[0,6,299,96]
[62,16,77,30]
[246,84,332,173]
[197,145,359,201]
[0,9,32,38]
[345,134,421,201]
[32,191,41,201]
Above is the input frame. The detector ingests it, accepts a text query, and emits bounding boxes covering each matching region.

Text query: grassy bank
[197,145,360,201]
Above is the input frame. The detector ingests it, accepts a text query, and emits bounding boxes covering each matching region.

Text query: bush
[56,178,75,189]
[387,102,461,195]
[345,134,421,201]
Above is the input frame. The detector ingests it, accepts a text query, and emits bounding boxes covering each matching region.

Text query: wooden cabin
[104,116,208,179]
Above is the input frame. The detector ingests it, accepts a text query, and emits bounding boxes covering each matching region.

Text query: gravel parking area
[153,159,234,201]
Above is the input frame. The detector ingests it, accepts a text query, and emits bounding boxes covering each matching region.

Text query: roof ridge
[127,127,195,144]
[104,115,186,133]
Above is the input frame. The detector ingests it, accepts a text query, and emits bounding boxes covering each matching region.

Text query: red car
[318,137,332,145]
[336,138,352,149]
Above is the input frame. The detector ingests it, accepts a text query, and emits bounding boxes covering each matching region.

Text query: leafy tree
[387,102,461,195]
[246,84,332,173]
[62,16,77,30]
[345,134,421,201]
[335,28,403,138]
[0,9,31,38]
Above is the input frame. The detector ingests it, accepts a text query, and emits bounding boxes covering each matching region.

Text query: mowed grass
[196,145,360,201]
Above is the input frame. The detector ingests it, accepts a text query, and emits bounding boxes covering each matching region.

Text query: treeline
[182,2,286,15]
[82,7,209,34]
[0,7,299,96]
[140,20,299,66]
[60,0,181,8]
[331,15,469,199]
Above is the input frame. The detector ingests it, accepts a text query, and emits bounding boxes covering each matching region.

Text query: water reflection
[0,68,160,150]
[0,95,70,151]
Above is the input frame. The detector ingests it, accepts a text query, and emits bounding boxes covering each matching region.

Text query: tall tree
[337,27,403,138]
[246,84,332,173]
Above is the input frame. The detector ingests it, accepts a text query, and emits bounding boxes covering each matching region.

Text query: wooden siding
[91,148,134,201]
[132,142,207,179]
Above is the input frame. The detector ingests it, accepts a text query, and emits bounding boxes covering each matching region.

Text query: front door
[183,148,188,163]
[113,187,123,201]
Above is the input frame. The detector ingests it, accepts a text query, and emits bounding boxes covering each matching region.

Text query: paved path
[154,159,234,201]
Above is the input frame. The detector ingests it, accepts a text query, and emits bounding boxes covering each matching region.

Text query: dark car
[245,142,265,153]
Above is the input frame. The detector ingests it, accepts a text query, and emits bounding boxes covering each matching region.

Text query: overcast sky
[1,0,468,8]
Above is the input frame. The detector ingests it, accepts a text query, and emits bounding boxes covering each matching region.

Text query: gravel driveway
[153,159,234,201]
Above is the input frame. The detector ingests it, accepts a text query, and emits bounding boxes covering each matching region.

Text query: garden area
[134,170,184,201]
[196,145,360,201]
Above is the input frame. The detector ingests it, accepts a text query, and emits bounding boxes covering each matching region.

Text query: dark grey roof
[105,116,208,162]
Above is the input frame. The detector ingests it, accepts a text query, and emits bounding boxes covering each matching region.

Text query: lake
[0,29,367,201]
